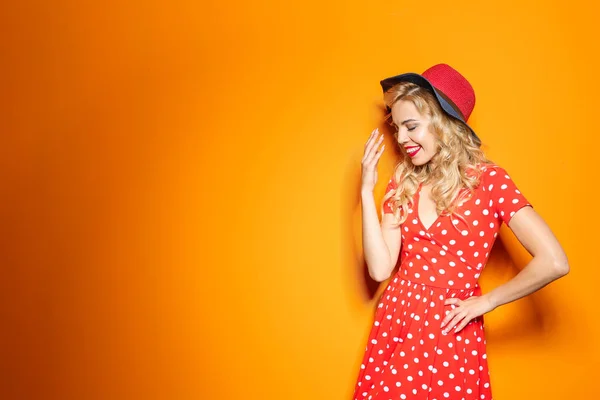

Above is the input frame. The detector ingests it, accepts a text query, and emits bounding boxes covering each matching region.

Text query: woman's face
[391,99,439,166]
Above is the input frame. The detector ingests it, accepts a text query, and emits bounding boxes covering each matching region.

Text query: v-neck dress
[353,164,533,400]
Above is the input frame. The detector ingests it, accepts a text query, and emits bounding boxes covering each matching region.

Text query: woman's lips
[406,146,421,157]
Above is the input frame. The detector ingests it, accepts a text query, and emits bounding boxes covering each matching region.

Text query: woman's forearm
[361,190,393,282]
[482,255,569,310]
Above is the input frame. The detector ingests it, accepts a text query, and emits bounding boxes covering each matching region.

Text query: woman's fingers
[365,128,377,147]
[440,303,464,328]
[377,144,385,160]
[442,310,468,334]
[363,129,377,156]
[444,298,462,306]
[453,318,471,334]
[363,132,380,162]
[440,299,462,328]
[363,131,384,164]
[365,128,382,152]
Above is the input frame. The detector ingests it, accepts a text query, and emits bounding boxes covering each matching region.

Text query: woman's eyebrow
[392,118,418,126]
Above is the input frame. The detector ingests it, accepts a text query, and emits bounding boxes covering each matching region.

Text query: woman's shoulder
[473,162,509,179]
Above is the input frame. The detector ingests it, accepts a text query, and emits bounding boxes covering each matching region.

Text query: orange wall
[0,0,597,398]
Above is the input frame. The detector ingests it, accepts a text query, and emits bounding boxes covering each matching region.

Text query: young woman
[354,63,569,400]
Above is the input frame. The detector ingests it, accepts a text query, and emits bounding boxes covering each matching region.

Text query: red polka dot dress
[353,164,533,400]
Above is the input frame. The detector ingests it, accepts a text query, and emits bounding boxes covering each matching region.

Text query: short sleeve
[486,166,533,226]
[382,177,398,214]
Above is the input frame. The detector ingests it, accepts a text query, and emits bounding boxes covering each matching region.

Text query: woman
[354,63,569,400]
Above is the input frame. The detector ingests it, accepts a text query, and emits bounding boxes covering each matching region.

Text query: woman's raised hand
[361,128,385,193]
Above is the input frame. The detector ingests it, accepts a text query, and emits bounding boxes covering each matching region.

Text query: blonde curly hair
[381,81,497,232]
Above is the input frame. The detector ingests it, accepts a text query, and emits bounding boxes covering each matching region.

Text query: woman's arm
[361,190,402,282]
[359,128,402,282]
[441,205,569,333]
[482,206,569,308]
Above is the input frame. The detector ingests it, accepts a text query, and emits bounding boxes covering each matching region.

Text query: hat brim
[380,73,481,146]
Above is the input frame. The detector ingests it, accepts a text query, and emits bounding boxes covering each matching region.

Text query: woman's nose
[397,129,409,144]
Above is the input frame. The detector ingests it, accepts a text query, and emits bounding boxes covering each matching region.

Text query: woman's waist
[393,267,481,292]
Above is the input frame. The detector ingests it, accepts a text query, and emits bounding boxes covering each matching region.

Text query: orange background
[0,0,598,398]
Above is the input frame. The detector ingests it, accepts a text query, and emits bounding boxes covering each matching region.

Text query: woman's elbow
[551,256,570,278]
[370,272,390,283]
[370,266,393,282]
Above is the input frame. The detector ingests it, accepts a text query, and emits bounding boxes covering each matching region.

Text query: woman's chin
[408,152,428,165]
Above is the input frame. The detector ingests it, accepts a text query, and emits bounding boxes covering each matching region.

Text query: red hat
[380,63,480,147]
